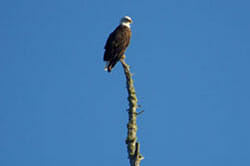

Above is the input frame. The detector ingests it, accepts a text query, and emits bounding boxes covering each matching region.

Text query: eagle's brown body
[104,24,131,72]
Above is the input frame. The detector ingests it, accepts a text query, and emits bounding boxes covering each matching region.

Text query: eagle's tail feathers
[104,61,110,72]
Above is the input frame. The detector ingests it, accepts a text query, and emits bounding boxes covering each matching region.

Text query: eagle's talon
[121,55,126,59]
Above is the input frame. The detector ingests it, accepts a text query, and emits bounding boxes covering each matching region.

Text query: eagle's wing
[104,26,131,61]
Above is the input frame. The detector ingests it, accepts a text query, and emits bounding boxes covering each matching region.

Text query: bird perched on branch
[103,16,132,72]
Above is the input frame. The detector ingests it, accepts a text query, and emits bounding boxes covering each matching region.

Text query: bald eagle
[104,16,132,72]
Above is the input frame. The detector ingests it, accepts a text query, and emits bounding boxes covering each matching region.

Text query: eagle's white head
[120,16,133,28]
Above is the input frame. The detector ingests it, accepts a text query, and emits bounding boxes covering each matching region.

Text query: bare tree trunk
[120,59,144,166]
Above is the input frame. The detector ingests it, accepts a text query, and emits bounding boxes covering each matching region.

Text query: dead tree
[120,59,144,166]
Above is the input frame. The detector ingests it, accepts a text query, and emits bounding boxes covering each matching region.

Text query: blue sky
[0,0,250,166]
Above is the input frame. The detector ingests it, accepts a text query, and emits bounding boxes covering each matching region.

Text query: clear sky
[0,0,250,166]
